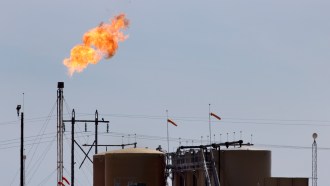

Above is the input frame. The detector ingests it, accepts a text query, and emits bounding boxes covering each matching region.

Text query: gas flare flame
[63,14,129,76]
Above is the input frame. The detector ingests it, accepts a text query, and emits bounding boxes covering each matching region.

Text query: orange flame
[63,14,129,76]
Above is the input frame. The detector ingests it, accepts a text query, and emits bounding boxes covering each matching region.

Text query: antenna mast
[312,133,318,186]
[57,82,64,186]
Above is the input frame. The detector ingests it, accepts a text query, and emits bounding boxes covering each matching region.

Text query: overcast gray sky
[1,0,330,185]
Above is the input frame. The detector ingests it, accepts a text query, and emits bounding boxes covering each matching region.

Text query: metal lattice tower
[57,82,64,186]
[312,133,318,186]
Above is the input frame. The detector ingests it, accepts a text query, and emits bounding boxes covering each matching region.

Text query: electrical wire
[0,113,90,127]
[3,129,330,152]
[25,100,57,177]
[255,143,330,151]
[1,111,330,132]
[5,107,330,185]
[0,131,56,144]
[9,168,19,186]
[78,112,330,127]
[63,133,93,186]
[36,168,57,186]
[0,131,92,150]
[7,100,57,186]
[27,135,56,184]
[7,127,330,185]
[0,132,57,146]
[63,98,90,148]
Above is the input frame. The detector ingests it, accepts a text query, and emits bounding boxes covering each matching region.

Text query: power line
[1,112,330,128]
[36,168,57,186]
[27,135,56,184]
[255,143,330,151]
[4,129,330,151]
[79,112,330,127]
[0,113,91,127]
[3,129,330,152]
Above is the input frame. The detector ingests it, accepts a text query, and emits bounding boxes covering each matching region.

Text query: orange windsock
[63,14,129,76]
[167,119,178,126]
[210,112,221,120]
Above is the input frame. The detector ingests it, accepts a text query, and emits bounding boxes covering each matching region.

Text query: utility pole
[17,104,24,186]
[63,109,109,186]
[21,112,24,186]
[71,109,75,186]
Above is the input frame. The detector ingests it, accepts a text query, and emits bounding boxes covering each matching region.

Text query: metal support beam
[78,141,94,169]
[83,142,137,149]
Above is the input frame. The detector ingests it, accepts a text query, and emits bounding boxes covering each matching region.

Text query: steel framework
[167,141,252,186]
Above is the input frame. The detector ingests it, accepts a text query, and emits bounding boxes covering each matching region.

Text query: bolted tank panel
[94,153,106,186]
[261,177,308,186]
[104,148,166,186]
[220,148,271,186]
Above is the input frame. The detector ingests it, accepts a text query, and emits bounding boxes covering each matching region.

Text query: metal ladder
[201,149,221,186]
[210,150,220,186]
[201,150,212,186]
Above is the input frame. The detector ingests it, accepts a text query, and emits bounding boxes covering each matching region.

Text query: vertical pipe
[57,82,64,186]
[20,112,24,186]
[60,88,63,186]
[95,110,98,154]
[71,109,75,186]
[57,89,59,186]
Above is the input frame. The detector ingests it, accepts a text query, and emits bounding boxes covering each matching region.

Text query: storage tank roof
[220,147,270,151]
[103,148,164,154]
